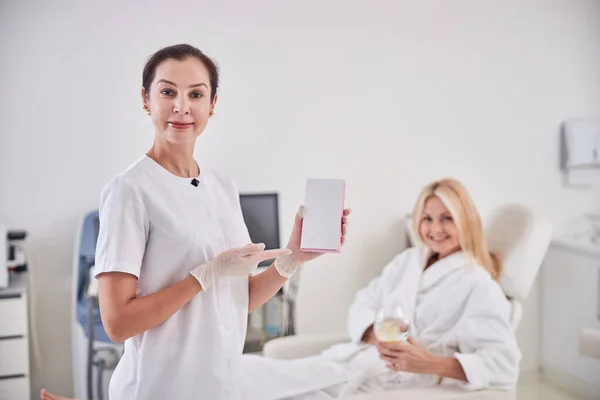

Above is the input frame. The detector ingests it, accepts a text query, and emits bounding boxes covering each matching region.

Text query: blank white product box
[300,178,346,253]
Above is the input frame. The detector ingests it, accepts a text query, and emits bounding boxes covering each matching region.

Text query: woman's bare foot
[40,388,77,400]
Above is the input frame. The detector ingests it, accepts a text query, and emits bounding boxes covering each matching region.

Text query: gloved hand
[275,205,351,278]
[190,243,292,291]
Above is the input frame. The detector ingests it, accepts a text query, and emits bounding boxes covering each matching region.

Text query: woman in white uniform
[41,43,349,400]
[241,178,520,399]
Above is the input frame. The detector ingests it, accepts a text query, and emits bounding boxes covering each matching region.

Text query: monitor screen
[239,193,280,267]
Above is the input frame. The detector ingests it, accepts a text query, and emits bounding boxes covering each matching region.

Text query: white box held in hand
[300,179,346,253]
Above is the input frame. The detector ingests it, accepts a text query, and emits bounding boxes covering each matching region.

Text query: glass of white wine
[373,304,410,344]
[374,304,410,381]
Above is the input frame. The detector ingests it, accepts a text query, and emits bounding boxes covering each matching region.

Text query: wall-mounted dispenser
[561,119,600,187]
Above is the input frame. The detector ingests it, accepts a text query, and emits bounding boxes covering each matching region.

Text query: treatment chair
[71,210,123,400]
[262,204,553,399]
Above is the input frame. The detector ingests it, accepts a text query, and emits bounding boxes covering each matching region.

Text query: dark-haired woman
[41,43,349,400]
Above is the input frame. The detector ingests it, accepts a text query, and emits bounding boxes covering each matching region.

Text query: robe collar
[419,248,471,292]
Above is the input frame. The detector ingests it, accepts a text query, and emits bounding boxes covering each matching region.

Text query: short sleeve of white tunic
[94,174,148,278]
[94,155,252,400]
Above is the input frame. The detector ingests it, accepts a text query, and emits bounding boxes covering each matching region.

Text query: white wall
[1,0,599,397]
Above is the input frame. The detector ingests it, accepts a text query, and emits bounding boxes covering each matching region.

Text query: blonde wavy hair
[411,178,501,280]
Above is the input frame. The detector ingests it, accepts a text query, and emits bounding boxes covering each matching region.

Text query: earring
[143,105,151,116]
[209,110,215,118]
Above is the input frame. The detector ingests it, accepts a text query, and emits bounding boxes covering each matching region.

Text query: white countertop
[0,271,28,298]
[551,236,600,258]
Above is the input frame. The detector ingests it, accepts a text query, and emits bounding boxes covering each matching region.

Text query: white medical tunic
[94,155,251,400]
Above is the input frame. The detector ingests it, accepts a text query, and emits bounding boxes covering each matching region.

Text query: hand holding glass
[374,304,410,343]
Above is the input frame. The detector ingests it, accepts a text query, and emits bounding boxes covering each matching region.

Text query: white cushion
[262,331,349,359]
[346,386,516,399]
[405,214,418,247]
[484,205,553,300]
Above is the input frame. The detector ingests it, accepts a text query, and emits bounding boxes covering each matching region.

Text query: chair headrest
[484,204,553,300]
[404,214,417,247]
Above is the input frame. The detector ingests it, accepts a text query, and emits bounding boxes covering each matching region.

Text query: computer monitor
[239,193,280,267]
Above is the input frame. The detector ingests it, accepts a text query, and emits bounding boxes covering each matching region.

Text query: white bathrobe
[242,248,521,399]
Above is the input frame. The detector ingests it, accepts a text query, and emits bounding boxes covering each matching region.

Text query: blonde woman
[241,178,520,399]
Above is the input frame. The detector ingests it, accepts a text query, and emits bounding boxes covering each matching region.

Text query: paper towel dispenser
[560,119,600,170]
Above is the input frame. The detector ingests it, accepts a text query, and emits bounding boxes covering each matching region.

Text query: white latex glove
[274,206,306,279]
[191,243,292,291]
[274,252,302,279]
